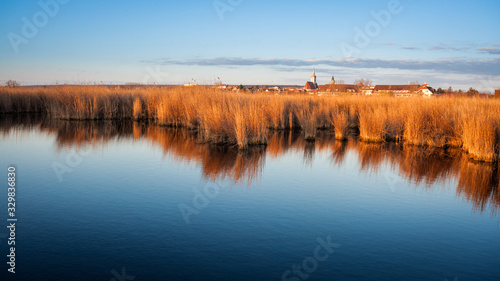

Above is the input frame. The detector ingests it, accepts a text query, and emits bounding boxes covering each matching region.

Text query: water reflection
[1,114,498,215]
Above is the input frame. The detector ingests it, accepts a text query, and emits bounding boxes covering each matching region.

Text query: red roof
[319,84,359,92]
[304,82,317,90]
[374,85,420,92]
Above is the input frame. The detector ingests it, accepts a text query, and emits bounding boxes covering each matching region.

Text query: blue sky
[1,0,499,91]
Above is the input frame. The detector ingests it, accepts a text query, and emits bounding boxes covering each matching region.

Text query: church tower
[331,76,335,85]
[311,70,317,87]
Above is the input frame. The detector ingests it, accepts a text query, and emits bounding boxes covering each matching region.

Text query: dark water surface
[0,115,499,281]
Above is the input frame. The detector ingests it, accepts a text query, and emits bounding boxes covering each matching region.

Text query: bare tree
[354,78,373,86]
[5,80,20,87]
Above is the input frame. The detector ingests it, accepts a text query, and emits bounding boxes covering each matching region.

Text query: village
[209,70,499,98]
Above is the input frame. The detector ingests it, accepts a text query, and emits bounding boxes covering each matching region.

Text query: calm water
[0,115,499,281]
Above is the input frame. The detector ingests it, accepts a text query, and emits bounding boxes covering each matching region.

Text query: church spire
[331,76,335,85]
[311,69,317,86]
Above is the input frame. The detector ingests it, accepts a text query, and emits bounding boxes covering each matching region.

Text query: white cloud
[144,57,500,76]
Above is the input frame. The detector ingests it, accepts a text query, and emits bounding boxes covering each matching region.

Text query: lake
[0,114,499,280]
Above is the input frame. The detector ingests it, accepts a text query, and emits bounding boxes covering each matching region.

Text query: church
[304,70,319,90]
[304,70,337,91]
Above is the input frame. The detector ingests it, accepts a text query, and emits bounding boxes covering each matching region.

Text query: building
[373,84,420,97]
[495,89,500,98]
[319,84,359,93]
[311,70,318,88]
[304,82,317,90]
[304,70,436,97]
[360,85,375,95]
[318,73,360,93]
[304,70,319,90]
[418,83,435,97]
[371,84,436,97]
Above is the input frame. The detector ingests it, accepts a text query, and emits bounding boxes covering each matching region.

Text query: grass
[1,85,500,162]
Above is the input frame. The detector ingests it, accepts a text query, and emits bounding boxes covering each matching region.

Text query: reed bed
[2,116,499,213]
[1,85,500,162]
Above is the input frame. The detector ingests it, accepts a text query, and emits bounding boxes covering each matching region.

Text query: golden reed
[1,85,499,161]
[2,117,498,215]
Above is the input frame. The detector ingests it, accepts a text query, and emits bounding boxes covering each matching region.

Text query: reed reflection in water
[1,114,498,216]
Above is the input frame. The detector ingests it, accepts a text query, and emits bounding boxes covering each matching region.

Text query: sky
[0,0,499,92]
